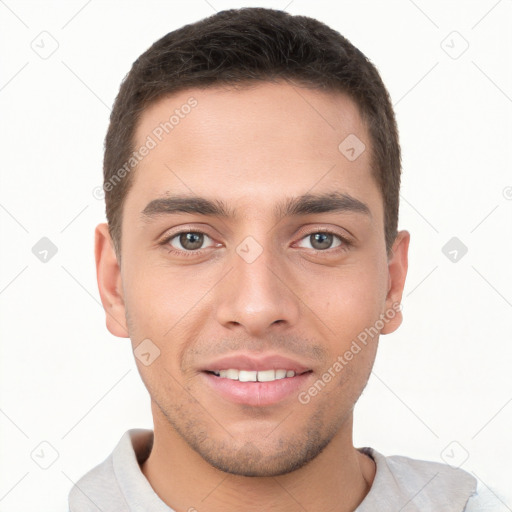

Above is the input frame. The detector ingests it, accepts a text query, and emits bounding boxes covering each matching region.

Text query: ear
[95,223,129,337]
[381,230,410,335]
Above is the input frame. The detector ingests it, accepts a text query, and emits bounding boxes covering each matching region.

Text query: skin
[95,81,409,512]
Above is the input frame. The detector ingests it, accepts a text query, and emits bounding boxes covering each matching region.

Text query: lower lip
[202,372,312,406]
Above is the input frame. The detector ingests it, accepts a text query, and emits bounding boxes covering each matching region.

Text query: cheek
[303,260,388,342]
[122,264,213,378]
[123,261,204,334]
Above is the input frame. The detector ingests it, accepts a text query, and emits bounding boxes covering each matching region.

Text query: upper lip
[201,353,312,373]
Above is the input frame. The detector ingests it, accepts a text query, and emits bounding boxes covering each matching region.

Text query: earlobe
[95,223,129,338]
[381,230,410,335]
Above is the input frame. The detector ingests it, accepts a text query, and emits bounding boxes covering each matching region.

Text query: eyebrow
[140,191,371,222]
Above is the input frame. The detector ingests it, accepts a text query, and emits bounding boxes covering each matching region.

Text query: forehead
[127,81,381,219]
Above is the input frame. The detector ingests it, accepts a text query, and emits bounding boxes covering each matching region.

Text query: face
[96,81,408,477]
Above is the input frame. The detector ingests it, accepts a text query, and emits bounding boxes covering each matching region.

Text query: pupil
[312,233,332,250]
[181,232,203,250]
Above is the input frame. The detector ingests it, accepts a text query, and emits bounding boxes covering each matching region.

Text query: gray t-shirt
[67,429,503,511]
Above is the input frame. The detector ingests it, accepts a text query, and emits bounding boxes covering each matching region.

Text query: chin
[188,426,334,477]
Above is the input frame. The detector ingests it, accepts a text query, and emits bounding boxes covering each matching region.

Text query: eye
[166,231,215,252]
[296,231,346,251]
[160,229,351,257]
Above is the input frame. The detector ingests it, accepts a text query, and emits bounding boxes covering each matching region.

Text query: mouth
[200,354,314,406]
[206,368,310,382]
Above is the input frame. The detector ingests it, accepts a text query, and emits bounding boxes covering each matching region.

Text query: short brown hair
[103,7,401,259]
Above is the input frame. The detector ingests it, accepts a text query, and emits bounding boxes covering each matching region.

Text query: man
[68,7,493,511]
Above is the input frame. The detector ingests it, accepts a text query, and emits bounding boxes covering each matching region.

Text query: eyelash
[159,229,352,258]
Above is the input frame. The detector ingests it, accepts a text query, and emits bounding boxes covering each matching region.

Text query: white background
[1,0,511,510]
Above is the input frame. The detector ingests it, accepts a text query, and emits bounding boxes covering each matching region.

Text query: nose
[214,239,301,337]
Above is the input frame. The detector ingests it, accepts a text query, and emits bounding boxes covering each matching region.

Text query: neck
[141,404,376,512]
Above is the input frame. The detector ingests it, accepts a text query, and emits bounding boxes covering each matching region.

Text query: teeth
[276,369,287,379]
[257,369,275,382]
[212,369,297,382]
[239,370,257,382]
[226,369,239,380]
